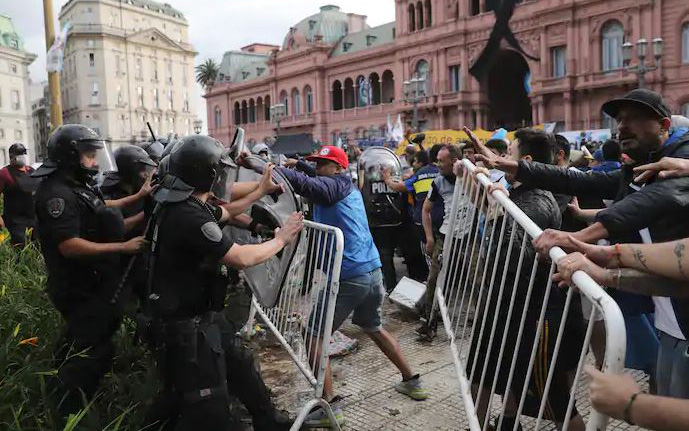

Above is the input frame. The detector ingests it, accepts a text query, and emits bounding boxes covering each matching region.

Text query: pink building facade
[205,1,689,146]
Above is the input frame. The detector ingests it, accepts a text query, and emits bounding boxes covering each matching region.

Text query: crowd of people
[1,87,689,430]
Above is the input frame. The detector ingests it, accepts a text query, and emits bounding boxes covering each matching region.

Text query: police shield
[225,154,303,308]
[357,146,404,227]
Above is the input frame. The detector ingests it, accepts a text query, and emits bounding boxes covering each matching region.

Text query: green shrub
[0,234,159,430]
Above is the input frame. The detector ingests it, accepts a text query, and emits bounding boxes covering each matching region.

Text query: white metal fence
[243,220,345,431]
[434,159,626,431]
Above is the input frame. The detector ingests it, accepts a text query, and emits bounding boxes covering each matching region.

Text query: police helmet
[114,144,157,183]
[9,143,27,157]
[141,140,165,163]
[168,135,234,192]
[43,124,105,180]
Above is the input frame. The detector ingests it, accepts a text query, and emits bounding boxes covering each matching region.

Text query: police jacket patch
[47,197,65,219]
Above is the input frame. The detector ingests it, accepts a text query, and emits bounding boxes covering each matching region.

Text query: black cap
[9,143,27,156]
[601,89,671,120]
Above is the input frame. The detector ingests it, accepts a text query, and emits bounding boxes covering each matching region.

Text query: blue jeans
[656,330,689,398]
[308,268,385,335]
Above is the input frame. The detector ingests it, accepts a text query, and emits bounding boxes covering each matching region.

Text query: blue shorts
[308,268,385,335]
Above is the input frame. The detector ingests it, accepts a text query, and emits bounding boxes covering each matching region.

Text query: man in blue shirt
[279,146,429,427]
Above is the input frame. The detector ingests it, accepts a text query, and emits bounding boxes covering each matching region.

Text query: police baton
[110,210,156,305]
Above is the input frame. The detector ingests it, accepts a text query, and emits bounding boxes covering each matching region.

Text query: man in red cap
[279,146,429,428]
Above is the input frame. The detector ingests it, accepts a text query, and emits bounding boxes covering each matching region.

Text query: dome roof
[282,5,363,51]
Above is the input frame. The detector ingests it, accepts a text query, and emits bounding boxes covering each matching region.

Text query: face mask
[14,155,27,166]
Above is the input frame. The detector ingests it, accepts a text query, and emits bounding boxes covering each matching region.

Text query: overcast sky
[3,0,395,131]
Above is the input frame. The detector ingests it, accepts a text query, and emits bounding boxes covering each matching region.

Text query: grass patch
[0,231,159,430]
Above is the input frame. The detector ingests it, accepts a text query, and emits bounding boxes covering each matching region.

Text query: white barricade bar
[244,220,344,431]
[435,159,626,431]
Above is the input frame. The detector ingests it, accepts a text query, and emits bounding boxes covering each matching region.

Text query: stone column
[438,106,445,129]
[564,91,573,130]
[538,99,545,125]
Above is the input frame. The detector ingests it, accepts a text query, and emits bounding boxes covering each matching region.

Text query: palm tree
[195,58,219,91]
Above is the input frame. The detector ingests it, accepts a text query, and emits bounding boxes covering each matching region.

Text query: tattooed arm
[574,237,689,282]
[617,240,689,281]
[554,253,689,297]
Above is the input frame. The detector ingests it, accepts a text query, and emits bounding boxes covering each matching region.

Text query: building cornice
[0,46,37,64]
[60,0,187,25]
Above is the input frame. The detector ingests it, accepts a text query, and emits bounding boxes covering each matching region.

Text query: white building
[59,0,198,149]
[0,14,37,165]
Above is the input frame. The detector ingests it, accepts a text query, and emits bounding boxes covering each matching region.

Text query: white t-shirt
[639,227,686,340]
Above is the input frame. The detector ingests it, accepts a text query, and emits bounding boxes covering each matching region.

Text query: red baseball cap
[306,146,349,169]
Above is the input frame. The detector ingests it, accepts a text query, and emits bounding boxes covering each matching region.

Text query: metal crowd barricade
[243,220,344,431]
[434,159,626,431]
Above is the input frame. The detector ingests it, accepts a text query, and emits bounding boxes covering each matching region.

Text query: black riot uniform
[33,125,128,419]
[0,143,41,246]
[100,144,157,235]
[142,135,291,431]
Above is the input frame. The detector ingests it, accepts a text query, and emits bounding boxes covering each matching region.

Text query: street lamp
[193,119,202,134]
[403,74,427,132]
[622,37,663,88]
[270,103,287,137]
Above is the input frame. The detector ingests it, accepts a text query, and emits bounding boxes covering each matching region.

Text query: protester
[554,235,689,427]
[590,139,622,172]
[0,143,40,246]
[274,146,429,427]
[466,128,585,431]
[417,145,462,339]
[469,88,689,398]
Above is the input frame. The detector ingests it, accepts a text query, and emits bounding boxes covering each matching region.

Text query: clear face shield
[77,140,114,186]
[210,151,237,202]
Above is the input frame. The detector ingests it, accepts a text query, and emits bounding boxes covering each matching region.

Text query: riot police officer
[32,125,148,420]
[101,144,157,237]
[142,134,303,430]
[0,143,41,246]
[141,139,165,164]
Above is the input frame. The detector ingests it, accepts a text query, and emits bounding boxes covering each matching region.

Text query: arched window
[381,70,395,103]
[304,86,313,113]
[682,22,689,64]
[416,1,424,31]
[214,106,222,128]
[256,97,264,121]
[292,88,301,115]
[332,81,343,111]
[248,99,256,123]
[424,0,432,27]
[264,95,271,120]
[601,21,624,71]
[344,78,355,109]
[279,90,289,116]
[408,4,416,32]
[241,100,248,124]
[233,102,240,125]
[369,72,381,105]
[356,75,368,107]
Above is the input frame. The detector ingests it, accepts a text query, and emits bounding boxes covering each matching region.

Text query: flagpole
[43,0,63,128]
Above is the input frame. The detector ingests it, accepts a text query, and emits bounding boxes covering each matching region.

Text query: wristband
[623,392,641,425]
[613,243,623,267]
